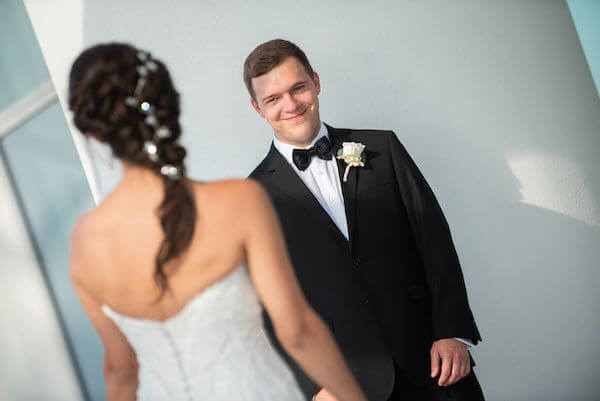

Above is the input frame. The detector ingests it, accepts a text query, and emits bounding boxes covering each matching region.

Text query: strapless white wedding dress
[102,266,305,401]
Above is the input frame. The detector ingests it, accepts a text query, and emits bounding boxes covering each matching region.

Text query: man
[246,39,484,401]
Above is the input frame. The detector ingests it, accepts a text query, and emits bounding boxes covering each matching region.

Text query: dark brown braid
[68,43,196,297]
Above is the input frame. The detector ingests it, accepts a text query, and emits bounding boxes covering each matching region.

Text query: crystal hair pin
[123,50,179,179]
[160,164,181,179]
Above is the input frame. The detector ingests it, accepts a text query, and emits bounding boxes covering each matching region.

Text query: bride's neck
[120,162,162,187]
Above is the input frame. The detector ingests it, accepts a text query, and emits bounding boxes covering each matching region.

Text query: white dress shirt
[273,123,349,240]
[273,122,473,348]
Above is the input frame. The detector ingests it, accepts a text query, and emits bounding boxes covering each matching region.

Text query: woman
[68,43,367,401]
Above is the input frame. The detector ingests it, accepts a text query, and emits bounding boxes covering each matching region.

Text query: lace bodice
[102,266,304,401]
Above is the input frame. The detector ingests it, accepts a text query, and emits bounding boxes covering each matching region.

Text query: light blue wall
[568,0,600,97]
[0,0,103,400]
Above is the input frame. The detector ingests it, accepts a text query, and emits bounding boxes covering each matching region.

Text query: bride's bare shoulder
[69,193,131,285]
[190,179,266,204]
[69,209,106,286]
[188,179,271,220]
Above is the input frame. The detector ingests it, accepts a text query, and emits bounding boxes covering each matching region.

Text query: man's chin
[291,120,318,135]
[295,129,319,144]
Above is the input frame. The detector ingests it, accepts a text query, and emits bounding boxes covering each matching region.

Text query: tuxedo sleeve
[388,132,481,344]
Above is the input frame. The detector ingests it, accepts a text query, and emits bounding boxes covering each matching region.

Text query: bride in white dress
[67,43,367,401]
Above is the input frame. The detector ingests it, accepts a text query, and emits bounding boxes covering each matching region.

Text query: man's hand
[430,338,470,387]
[313,388,340,401]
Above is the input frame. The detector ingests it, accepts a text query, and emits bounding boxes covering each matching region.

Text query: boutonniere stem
[336,142,366,182]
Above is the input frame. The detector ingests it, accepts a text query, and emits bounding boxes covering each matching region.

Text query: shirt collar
[273,122,329,165]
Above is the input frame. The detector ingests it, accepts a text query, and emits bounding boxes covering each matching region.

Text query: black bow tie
[292,136,333,171]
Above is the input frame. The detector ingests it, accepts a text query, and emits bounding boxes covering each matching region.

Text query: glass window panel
[1,102,104,401]
[0,0,50,110]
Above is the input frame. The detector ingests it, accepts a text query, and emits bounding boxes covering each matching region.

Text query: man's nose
[282,93,299,112]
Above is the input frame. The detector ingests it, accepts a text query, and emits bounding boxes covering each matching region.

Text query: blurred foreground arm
[70,218,138,401]
[243,180,368,401]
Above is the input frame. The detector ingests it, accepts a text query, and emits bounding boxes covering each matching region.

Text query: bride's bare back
[73,175,252,321]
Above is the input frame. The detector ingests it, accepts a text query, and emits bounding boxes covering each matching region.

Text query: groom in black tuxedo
[246,39,484,401]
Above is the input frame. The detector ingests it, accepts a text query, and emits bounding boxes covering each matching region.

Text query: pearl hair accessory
[124,50,181,180]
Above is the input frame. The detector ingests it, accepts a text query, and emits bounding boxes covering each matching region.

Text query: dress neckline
[101,264,246,326]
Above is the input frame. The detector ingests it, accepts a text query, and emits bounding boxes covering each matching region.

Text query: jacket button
[364,298,370,305]
[353,257,362,267]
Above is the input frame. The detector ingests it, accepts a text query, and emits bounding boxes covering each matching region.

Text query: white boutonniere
[336,142,366,182]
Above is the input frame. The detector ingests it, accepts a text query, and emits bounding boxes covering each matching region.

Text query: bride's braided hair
[68,43,196,297]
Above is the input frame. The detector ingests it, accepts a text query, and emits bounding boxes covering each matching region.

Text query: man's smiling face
[251,56,321,148]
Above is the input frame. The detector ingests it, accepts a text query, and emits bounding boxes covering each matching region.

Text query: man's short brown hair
[243,39,315,100]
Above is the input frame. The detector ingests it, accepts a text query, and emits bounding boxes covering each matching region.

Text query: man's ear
[251,98,264,117]
[312,71,321,95]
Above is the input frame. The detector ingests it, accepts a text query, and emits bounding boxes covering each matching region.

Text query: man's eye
[292,85,305,92]
[266,97,277,104]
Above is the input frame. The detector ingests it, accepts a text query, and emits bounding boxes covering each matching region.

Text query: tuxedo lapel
[261,144,349,246]
[328,126,358,251]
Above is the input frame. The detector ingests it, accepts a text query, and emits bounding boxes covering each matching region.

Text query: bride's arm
[70,219,138,401]
[241,180,368,401]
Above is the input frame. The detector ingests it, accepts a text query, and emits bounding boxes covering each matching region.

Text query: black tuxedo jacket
[249,125,481,401]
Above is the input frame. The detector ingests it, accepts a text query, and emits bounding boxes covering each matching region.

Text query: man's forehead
[252,59,310,95]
